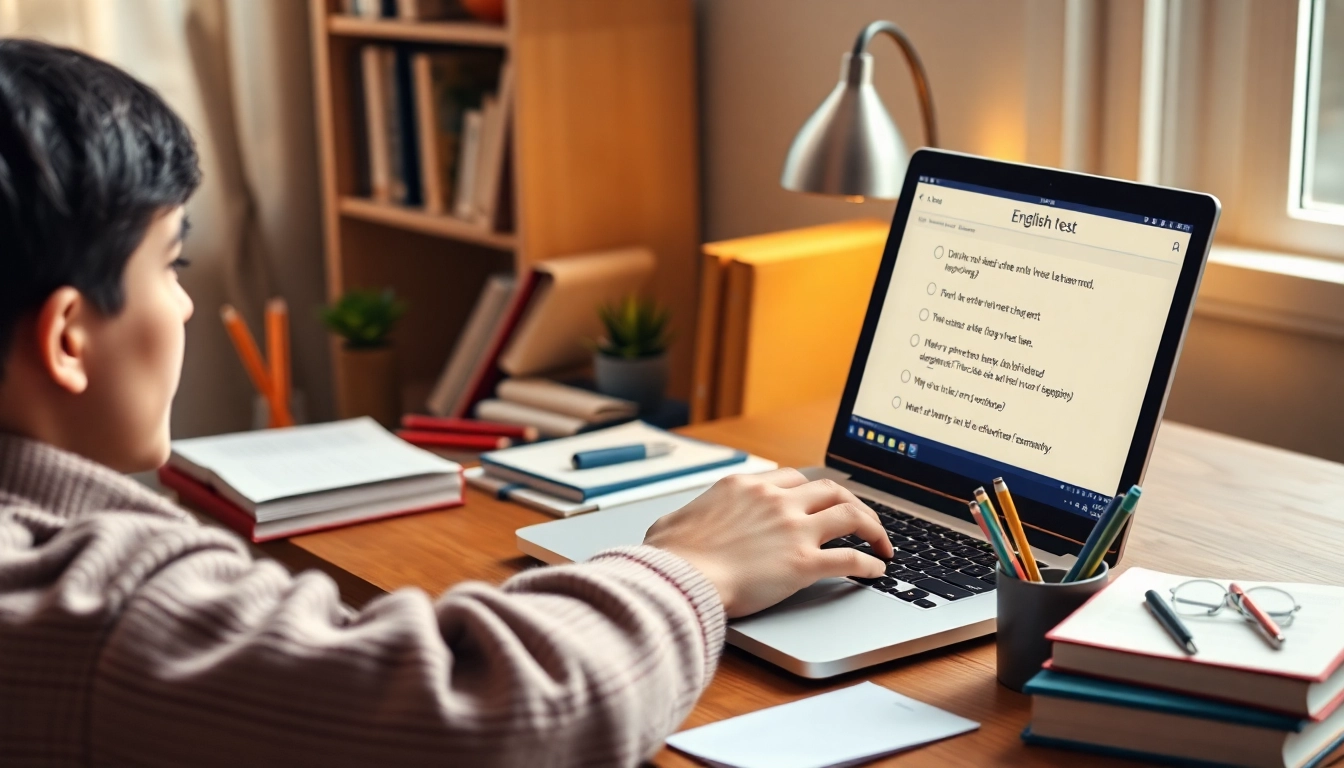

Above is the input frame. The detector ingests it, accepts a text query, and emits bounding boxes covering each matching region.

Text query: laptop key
[912,577,974,601]
[898,541,931,553]
[894,588,929,601]
[938,556,972,570]
[980,571,997,584]
[959,563,994,578]
[950,546,983,559]
[919,566,954,579]
[913,599,937,609]
[849,575,883,586]
[915,549,946,563]
[940,571,995,594]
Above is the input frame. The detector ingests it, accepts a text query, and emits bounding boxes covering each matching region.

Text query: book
[474,398,587,438]
[166,418,462,524]
[695,221,889,419]
[479,421,748,502]
[1047,567,1344,719]
[465,454,778,518]
[449,268,541,418]
[160,466,460,543]
[1022,669,1344,768]
[397,0,461,20]
[453,108,483,219]
[391,46,422,207]
[497,247,656,377]
[426,273,517,416]
[495,379,637,423]
[471,61,513,228]
[361,45,391,203]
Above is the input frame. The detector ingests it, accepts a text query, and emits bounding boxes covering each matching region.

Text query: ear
[34,287,92,394]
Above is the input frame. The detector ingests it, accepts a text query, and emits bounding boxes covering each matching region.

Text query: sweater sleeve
[61,513,725,767]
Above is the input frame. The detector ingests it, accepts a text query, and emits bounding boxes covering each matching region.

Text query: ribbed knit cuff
[588,545,727,681]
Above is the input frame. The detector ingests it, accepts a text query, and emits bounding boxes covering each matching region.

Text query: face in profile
[77,206,194,471]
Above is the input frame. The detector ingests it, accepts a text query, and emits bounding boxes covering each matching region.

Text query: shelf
[339,197,517,251]
[327,15,509,47]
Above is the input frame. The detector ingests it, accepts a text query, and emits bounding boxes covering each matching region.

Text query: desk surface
[283,400,1344,767]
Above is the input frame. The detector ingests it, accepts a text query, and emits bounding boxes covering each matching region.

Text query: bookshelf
[309,0,701,419]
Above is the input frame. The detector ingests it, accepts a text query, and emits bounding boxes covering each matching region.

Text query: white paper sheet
[665,682,979,768]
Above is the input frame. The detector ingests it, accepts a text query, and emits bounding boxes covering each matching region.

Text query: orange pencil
[265,298,293,427]
[221,305,272,399]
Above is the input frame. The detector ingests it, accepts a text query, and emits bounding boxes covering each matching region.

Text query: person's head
[0,39,200,472]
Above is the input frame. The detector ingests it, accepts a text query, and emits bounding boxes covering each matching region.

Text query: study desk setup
[170,151,1344,766]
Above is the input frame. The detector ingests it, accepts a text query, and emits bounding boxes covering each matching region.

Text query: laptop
[517,149,1221,678]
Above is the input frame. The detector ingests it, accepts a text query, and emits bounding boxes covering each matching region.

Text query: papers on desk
[665,682,979,768]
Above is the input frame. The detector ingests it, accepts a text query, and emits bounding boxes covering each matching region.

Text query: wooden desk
[280,400,1344,766]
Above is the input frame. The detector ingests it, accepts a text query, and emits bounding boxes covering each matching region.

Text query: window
[1297,0,1344,217]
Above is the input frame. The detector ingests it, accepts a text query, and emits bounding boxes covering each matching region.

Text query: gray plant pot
[593,352,668,411]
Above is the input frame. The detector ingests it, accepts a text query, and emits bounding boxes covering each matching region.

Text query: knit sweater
[0,434,726,767]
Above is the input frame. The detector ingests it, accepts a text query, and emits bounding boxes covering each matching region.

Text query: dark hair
[0,39,201,373]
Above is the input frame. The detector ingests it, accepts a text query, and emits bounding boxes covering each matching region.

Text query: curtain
[0,0,331,437]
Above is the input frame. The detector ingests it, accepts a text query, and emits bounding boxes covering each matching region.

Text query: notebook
[465,454,778,517]
[1047,567,1344,719]
[665,682,978,768]
[1022,669,1344,768]
[166,418,462,523]
[479,421,747,502]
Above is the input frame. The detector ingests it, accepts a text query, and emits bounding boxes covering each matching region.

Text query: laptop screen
[844,176,1192,521]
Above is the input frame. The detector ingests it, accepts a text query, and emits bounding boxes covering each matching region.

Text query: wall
[695,0,1344,463]
[697,0,1068,242]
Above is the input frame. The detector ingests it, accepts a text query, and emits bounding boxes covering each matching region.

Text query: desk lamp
[780,20,937,201]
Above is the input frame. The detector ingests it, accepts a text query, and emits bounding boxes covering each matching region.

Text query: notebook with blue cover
[1021,669,1344,768]
[479,421,748,501]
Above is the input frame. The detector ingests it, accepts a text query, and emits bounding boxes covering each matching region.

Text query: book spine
[393,46,423,207]
[361,46,391,203]
[157,467,259,543]
[453,108,483,219]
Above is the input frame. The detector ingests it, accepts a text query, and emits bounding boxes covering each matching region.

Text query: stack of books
[159,418,463,542]
[467,420,776,518]
[1023,567,1344,768]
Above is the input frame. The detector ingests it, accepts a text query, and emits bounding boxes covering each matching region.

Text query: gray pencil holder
[996,562,1109,692]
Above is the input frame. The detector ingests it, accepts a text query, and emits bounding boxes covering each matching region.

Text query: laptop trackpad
[771,578,857,609]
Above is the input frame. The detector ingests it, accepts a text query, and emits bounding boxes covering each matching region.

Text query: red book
[396,429,511,451]
[452,269,541,418]
[157,466,462,543]
[401,414,538,442]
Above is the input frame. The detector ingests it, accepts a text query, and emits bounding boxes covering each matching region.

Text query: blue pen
[1065,486,1141,582]
[571,442,674,470]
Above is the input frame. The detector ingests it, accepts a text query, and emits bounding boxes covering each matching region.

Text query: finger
[811,546,887,580]
[810,502,894,558]
[750,467,810,490]
[786,478,866,514]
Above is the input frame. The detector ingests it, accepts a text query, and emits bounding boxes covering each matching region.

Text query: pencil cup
[995,562,1109,692]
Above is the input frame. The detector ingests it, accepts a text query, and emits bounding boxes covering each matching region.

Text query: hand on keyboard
[643,469,894,618]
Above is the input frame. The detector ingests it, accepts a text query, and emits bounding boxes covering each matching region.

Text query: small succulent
[320,289,407,350]
[595,295,671,360]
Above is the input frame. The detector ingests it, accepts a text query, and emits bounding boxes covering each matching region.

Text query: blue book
[480,421,747,501]
[1022,670,1344,768]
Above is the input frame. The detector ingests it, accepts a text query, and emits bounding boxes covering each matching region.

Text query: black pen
[1145,589,1197,655]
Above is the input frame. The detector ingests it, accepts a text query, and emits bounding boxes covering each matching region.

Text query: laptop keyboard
[824,497,1037,609]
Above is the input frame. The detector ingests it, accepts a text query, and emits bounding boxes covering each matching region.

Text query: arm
[84,522,721,767]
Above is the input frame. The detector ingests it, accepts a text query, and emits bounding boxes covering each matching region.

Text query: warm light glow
[844,195,867,203]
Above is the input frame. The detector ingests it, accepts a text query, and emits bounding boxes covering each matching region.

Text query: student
[0,40,893,767]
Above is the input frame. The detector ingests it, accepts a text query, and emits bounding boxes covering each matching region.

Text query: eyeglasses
[1168,580,1302,628]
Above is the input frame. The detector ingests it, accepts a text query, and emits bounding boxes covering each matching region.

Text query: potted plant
[321,289,407,427]
[593,295,671,411]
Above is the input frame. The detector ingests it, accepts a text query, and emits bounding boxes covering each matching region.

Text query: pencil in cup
[967,500,1025,579]
[1064,485,1141,582]
[265,299,293,428]
[991,478,1042,582]
[221,305,279,417]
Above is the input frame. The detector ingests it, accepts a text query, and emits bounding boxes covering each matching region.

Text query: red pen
[1230,583,1285,648]
[401,415,539,442]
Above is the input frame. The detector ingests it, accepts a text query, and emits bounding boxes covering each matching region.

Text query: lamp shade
[781,52,907,201]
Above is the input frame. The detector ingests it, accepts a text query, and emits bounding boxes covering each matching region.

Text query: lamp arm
[851,21,938,148]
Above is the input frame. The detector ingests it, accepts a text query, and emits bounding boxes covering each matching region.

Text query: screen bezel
[825,149,1221,562]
